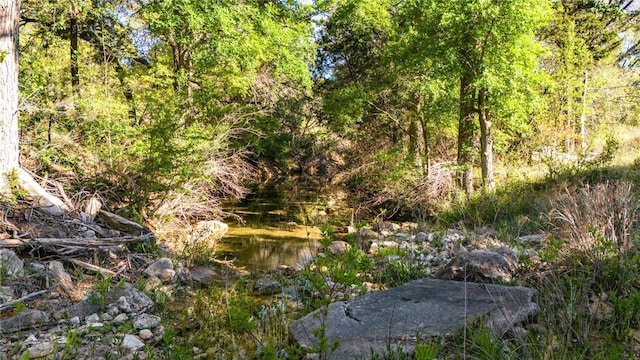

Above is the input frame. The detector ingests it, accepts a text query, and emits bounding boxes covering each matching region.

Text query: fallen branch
[0,233,154,248]
[0,289,49,312]
[67,258,116,276]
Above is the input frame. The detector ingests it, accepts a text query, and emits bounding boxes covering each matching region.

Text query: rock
[62,283,153,319]
[27,262,46,274]
[173,266,193,285]
[25,341,53,358]
[113,313,129,324]
[190,265,220,287]
[357,228,379,240]
[101,313,113,322]
[81,196,102,223]
[436,247,519,282]
[47,260,75,298]
[0,310,49,334]
[290,278,537,360]
[121,334,145,352]
[194,220,228,239]
[139,329,153,340]
[144,258,175,283]
[0,285,14,302]
[442,229,463,244]
[0,249,23,277]
[85,313,100,324]
[373,221,401,233]
[254,278,281,295]
[134,314,161,330]
[415,232,431,243]
[69,316,81,326]
[98,210,152,237]
[516,234,547,245]
[327,241,351,255]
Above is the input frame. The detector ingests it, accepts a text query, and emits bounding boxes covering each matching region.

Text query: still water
[216,183,345,272]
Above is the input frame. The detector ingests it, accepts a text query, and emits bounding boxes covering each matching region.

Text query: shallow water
[216,183,343,272]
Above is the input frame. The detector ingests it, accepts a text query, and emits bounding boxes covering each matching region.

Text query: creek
[216,181,349,273]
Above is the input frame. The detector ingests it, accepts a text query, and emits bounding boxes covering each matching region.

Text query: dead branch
[0,289,49,312]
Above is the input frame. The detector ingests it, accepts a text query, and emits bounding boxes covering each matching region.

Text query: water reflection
[218,182,338,272]
[216,227,320,272]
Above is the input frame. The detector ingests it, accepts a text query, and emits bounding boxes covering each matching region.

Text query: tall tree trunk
[70,5,79,95]
[579,69,588,151]
[478,89,494,190]
[0,0,20,190]
[417,97,430,177]
[457,71,475,195]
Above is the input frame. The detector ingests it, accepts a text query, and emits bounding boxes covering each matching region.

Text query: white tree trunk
[0,0,20,190]
[0,0,69,215]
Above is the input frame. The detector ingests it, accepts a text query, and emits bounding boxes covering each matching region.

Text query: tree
[0,0,20,190]
[0,0,69,214]
[403,0,551,193]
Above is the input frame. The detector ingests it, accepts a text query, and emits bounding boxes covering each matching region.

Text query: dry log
[0,233,153,248]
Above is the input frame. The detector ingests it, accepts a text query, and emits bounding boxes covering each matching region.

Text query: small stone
[0,286,14,302]
[47,260,75,297]
[415,232,430,242]
[145,258,175,282]
[113,313,129,324]
[101,313,114,322]
[87,322,104,329]
[174,266,192,285]
[48,291,61,299]
[0,249,23,277]
[254,278,281,295]
[69,316,81,326]
[134,314,161,329]
[121,334,145,352]
[516,234,547,245]
[327,241,351,255]
[85,313,100,324]
[83,230,97,238]
[139,329,153,340]
[27,262,46,273]
[24,334,38,344]
[106,304,121,317]
[26,341,53,358]
[117,296,133,313]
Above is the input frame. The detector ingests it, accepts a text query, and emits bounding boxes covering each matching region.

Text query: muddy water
[216,183,346,272]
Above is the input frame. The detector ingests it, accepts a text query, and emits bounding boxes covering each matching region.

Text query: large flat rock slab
[290,278,537,359]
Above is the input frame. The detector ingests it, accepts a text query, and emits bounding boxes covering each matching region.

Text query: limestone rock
[26,341,53,358]
[98,210,152,237]
[516,234,547,245]
[121,334,145,352]
[62,283,153,319]
[144,258,175,283]
[254,278,281,295]
[436,247,519,282]
[0,249,23,277]
[290,278,537,360]
[139,329,153,340]
[174,266,193,285]
[47,260,75,298]
[0,310,49,334]
[134,314,161,330]
[327,240,351,255]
